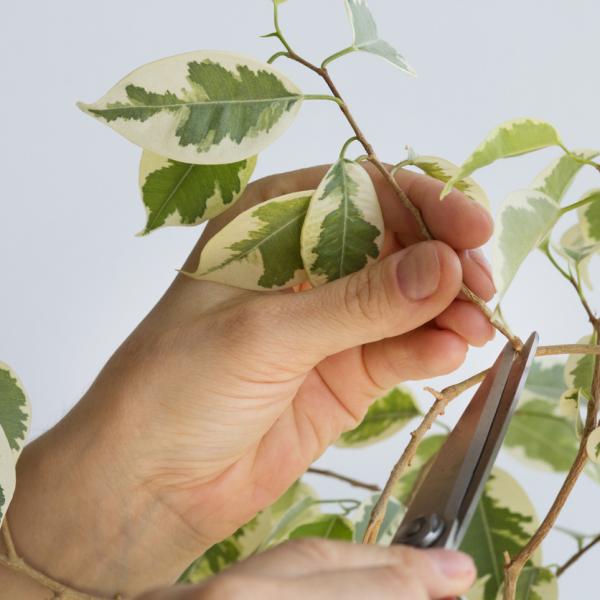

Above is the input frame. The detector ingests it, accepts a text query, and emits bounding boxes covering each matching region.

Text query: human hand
[7,165,494,596]
[138,539,477,600]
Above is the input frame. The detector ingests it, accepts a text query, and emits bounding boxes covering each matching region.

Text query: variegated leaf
[138,151,256,234]
[409,155,489,209]
[301,159,384,286]
[578,188,600,242]
[352,494,404,544]
[564,334,596,394]
[189,190,312,290]
[531,149,599,203]
[586,427,600,464]
[0,426,16,526]
[288,514,354,541]
[0,363,31,457]
[556,224,600,289]
[558,388,586,438]
[492,190,560,297]
[343,0,415,75]
[523,360,566,402]
[442,119,562,198]
[79,51,303,164]
[501,567,557,600]
[337,387,420,447]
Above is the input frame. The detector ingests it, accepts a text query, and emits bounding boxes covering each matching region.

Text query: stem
[503,326,600,599]
[361,344,600,544]
[321,46,356,69]
[307,467,381,492]
[339,136,360,159]
[303,94,345,105]
[556,534,600,577]
[560,192,600,215]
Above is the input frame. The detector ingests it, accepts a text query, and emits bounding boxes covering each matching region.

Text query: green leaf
[523,360,566,402]
[461,469,537,600]
[189,190,312,290]
[288,514,354,541]
[578,188,600,242]
[0,363,30,457]
[531,149,599,203]
[393,434,447,504]
[558,388,587,438]
[301,159,383,286]
[510,566,557,600]
[352,494,404,544]
[337,387,420,447]
[492,189,560,297]
[79,51,303,164]
[138,152,256,234]
[556,224,600,289]
[504,399,578,471]
[564,334,596,394]
[409,155,489,209]
[0,426,16,526]
[343,0,415,75]
[586,427,600,464]
[442,119,562,198]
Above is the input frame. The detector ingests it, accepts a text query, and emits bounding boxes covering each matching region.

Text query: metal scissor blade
[392,332,539,549]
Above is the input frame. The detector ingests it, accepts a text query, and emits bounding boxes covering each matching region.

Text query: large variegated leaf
[301,160,384,286]
[523,360,566,402]
[556,224,600,289]
[0,363,31,457]
[461,469,538,600]
[492,190,560,297]
[0,427,16,526]
[504,399,578,471]
[343,0,415,75]
[138,152,256,234]
[578,188,600,242]
[337,387,420,447]
[564,334,596,394]
[79,51,303,164]
[353,494,404,544]
[531,149,599,203]
[189,190,313,290]
[506,567,557,600]
[409,155,489,209]
[288,514,354,541]
[587,427,600,464]
[442,119,562,198]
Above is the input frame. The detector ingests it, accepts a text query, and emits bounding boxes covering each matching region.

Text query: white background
[1,0,599,596]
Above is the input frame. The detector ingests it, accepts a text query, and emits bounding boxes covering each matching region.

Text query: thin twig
[556,534,600,577]
[307,467,381,492]
[361,344,600,544]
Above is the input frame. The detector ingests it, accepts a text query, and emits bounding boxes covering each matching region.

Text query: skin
[0,165,494,599]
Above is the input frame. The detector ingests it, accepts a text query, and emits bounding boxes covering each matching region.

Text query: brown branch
[361,343,600,544]
[503,332,600,599]
[307,467,381,492]
[556,534,600,577]
[279,49,521,349]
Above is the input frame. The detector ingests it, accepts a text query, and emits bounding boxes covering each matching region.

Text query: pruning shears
[392,331,539,550]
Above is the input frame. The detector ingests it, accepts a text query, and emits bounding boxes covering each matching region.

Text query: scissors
[392,331,539,550]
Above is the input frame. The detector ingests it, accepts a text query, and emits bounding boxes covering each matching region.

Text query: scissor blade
[392,332,538,549]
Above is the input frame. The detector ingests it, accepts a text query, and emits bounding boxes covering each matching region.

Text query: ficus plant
[2,1,600,598]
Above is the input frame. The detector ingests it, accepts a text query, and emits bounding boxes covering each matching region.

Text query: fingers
[272,241,462,366]
[459,248,496,301]
[435,301,495,348]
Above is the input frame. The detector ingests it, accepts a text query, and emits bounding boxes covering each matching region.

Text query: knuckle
[342,265,390,331]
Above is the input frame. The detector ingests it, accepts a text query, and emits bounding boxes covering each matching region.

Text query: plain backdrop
[1,1,599,596]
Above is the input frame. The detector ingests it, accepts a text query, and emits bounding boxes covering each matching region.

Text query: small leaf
[578,188,600,242]
[460,469,537,600]
[138,152,256,234]
[564,334,596,394]
[523,360,566,402]
[531,149,599,203]
[442,119,562,198]
[0,427,16,526]
[556,224,600,289]
[558,388,586,438]
[337,387,420,447]
[409,155,489,209]
[352,494,404,544]
[288,514,354,541]
[504,399,578,471]
[0,363,31,457]
[492,189,560,297]
[189,190,313,290]
[343,0,415,75]
[586,427,600,464]
[301,159,383,286]
[79,51,303,164]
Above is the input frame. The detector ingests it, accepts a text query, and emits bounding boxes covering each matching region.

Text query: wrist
[5,391,210,598]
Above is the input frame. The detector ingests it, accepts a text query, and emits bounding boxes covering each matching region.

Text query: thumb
[277,240,463,363]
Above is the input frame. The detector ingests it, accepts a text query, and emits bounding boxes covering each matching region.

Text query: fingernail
[396,242,441,301]
[427,549,476,579]
[467,249,496,292]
